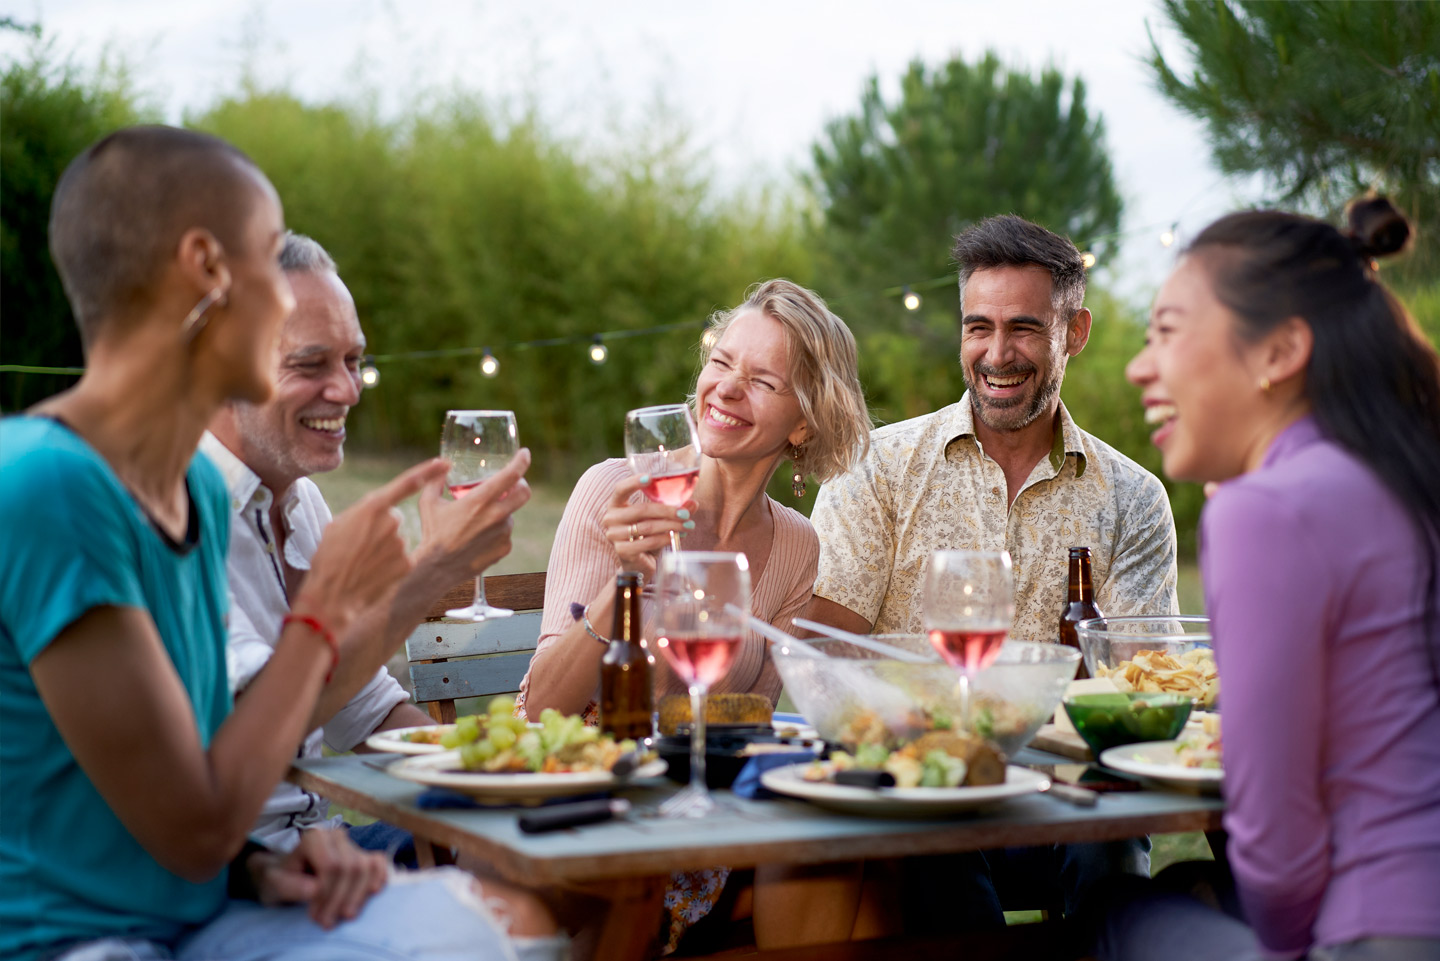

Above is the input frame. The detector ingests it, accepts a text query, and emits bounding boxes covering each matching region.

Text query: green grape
[489,724,517,750]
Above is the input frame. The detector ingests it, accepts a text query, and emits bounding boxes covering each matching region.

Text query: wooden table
[291,748,1221,959]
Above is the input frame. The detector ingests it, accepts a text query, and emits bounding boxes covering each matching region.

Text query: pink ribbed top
[519,458,818,710]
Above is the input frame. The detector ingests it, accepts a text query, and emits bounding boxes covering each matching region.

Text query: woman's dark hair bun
[1345,195,1412,259]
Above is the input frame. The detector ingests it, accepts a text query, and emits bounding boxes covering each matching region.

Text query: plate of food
[385,695,664,803]
[761,761,1050,817]
[1098,716,1223,793]
[759,730,1047,817]
[364,724,457,755]
[388,751,667,802]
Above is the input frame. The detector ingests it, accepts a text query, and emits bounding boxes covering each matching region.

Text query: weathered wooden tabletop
[290,748,1223,886]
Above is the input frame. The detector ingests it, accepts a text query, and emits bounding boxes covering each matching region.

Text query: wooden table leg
[583,875,666,961]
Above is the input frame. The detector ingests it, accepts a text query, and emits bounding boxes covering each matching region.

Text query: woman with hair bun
[1092,197,1440,960]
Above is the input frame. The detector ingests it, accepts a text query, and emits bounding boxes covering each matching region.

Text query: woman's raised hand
[602,473,697,576]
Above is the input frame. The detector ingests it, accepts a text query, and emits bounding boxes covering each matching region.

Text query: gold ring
[628,523,639,541]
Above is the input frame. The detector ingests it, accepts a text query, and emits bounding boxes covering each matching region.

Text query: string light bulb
[1080,251,1097,269]
[359,356,380,388]
[588,334,608,365]
[1160,227,1177,248]
[479,347,499,378]
[901,285,922,311]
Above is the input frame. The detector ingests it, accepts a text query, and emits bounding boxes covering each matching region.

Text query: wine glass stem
[958,672,973,732]
[688,684,709,800]
[471,575,487,609]
[669,531,682,552]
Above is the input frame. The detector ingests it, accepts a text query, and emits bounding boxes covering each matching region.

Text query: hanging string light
[588,334,608,365]
[9,213,1216,388]
[359,355,381,387]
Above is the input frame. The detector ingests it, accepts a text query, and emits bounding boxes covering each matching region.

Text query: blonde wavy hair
[695,279,871,485]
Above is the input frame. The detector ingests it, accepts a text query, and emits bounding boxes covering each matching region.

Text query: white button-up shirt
[200,433,410,850]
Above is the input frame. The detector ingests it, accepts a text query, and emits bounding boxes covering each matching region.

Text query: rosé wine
[928,627,1006,675]
[642,468,700,507]
[657,633,740,688]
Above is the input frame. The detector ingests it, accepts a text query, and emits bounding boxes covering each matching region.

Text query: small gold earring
[1259,377,1272,393]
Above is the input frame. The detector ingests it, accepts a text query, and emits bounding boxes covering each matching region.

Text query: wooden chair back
[406,571,546,723]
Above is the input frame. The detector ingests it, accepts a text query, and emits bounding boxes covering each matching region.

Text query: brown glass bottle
[1059,546,1102,680]
[600,572,654,741]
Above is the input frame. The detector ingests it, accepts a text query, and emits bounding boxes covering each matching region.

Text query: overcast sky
[6,0,1267,300]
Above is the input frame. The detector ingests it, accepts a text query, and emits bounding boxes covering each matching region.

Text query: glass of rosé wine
[440,409,519,621]
[923,550,1014,731]
[625,404,702,552]
[654,551,750,817]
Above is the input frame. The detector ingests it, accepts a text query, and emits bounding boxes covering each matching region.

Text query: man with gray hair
[202,233,530,862]
[805,215,1179,926]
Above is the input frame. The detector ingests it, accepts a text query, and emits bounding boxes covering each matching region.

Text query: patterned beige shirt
[812,394,1179,641]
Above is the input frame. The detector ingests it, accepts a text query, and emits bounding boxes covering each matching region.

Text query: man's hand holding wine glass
[415,448,532,583]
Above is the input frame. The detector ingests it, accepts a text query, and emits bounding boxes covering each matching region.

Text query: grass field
[316,450,1213,878]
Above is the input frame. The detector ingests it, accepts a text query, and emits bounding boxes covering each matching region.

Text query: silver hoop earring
[180,287,226,344]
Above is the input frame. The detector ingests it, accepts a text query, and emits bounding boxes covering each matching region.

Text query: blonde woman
[519,279,871,953]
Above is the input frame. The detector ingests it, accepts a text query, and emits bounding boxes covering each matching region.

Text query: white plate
[387,750,668,803]
[759,762,1050,817]
[1099,741,1223,793]
[364,725,456,755]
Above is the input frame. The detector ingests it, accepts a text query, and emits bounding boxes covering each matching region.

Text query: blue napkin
[416,788,610,809]
[730,750,818,800]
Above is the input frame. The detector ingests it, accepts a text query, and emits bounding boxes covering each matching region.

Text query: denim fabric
[48,941,174,961]
[345,821,418,869]
[52,871,564,961]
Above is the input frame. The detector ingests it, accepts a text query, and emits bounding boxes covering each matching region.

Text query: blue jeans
[49,871,565,961]
[346,821,419,868]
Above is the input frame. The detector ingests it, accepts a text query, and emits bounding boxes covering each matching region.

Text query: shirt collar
[199,431,265,513]
[1259,415,1323,470]
[946,392,1088,478]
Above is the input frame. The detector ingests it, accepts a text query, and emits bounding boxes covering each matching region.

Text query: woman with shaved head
[0,127,557,961]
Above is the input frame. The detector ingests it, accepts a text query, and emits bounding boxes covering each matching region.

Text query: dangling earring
[1259,376,1272,393]
[791,444,807,498]
[180,287,226,344]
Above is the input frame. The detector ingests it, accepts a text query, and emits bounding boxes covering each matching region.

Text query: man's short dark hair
[951,215,1087,319]
[278,232,337,274]
[48,125,263,345]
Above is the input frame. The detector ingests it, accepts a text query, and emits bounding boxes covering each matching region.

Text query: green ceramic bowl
[1062,692,1193,755]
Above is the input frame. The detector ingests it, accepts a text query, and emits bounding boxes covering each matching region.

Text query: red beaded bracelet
[282,613,339,683]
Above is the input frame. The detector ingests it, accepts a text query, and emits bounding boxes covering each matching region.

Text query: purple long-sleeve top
[1199,416,1440,958]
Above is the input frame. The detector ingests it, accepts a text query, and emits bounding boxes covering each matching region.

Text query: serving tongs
[744,615,927,737]
[740,613,826,658]
[790,618,936,663]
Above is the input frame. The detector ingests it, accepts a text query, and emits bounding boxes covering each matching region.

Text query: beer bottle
[600,572,654,741]
[1059,546,1102,680]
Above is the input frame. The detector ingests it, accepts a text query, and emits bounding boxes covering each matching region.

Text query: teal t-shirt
[0,417,233,959]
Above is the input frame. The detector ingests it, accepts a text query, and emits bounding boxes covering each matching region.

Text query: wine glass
[923,550,1014,731]
[653,551,750,818]
[625,404,702,551]
[440,409,519,621]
